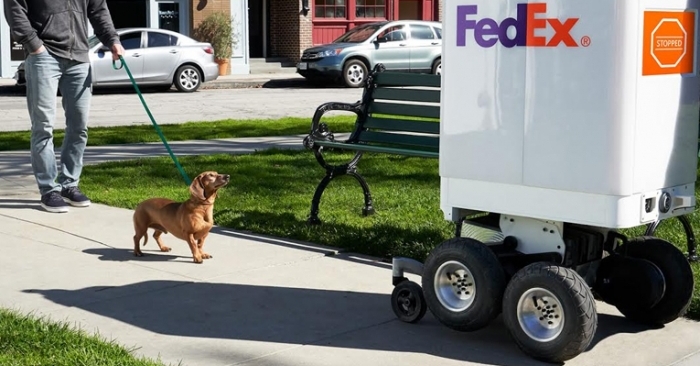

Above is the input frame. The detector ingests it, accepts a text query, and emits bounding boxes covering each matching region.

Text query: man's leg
[57,59,92,207]
[24,50,68,213]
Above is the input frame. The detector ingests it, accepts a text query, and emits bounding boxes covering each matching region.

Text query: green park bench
[302,63,440,225]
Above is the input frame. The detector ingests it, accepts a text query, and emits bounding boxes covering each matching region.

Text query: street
[0,87,363,132]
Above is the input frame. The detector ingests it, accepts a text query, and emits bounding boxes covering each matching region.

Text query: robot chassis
[389,210,696,363]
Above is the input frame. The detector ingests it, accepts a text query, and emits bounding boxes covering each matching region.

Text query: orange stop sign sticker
[643,10,696,76]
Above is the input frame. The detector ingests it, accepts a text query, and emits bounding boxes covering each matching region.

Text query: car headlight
[317,49,342,57]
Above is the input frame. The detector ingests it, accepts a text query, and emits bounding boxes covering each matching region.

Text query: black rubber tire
[502,262,597,363]
[342,59,368,88]
[432,58,441,75]
[391,280,427,323]
[421,237,506,332]
[173,65,202,92]
[613,236,694,325]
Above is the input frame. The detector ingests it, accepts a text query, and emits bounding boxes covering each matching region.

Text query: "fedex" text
[456,3,581,48]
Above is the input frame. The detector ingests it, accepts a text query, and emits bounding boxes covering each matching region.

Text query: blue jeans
[24,50,92,196]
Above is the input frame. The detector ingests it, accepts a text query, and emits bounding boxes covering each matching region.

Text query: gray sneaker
[61,186,91,207]
[41,191,70,213]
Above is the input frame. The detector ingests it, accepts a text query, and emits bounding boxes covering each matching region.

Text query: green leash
[112,55,191,186]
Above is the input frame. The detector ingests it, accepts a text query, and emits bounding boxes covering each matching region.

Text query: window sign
[10,40,24,61]
[159,3,180,33]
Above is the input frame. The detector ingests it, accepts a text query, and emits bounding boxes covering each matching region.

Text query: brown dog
[132,171,230,263]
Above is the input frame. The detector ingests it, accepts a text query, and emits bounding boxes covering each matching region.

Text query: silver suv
[297,20,442,88]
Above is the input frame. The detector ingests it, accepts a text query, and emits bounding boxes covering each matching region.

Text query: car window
[377,25,407,42]
[333,23,384,43]
[433,27,442,39]
[147,32,178,48]
[410,25,436,40]
[120,32,142,50]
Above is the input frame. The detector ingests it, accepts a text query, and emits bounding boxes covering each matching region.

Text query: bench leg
[308,172,335,225]
[307,166,376,225]
[347,167,375,217]
[307,149,375,225]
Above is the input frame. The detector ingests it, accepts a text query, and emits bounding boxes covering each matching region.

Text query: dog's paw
[134,251,144,257]
[159,246,171,252]
[193,254,203,263]
[201,252,212,259]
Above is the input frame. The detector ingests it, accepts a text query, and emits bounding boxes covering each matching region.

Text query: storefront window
[314,0,346,18]
[356,0,385,18]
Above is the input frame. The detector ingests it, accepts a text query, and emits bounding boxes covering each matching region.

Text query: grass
[0,116,357,151]
[80,148,450,261]
[0,308,170,366]
[76,148,700,321]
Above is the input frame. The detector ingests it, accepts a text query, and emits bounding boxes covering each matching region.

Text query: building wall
[268,0,311,62]
[192,0,231,29]
[191,0,249,74]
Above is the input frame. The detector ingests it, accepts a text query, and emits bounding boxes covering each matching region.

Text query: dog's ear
[189,174,206,201]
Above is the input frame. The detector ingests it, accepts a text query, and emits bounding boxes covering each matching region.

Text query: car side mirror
[375,36,387,43]
[97,46,109,53]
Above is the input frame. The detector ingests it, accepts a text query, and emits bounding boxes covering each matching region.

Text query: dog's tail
[141,234,148,246]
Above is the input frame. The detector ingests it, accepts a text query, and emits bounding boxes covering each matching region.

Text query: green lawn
[0,308,171,366]
[76,148,700,321]
[0,116,356,151]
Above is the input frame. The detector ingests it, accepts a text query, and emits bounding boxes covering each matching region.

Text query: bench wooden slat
[373,87,441,103]
[315,140,439,158]
[358,130,439,149]
[369,102,440,119]
[364,117,439,134]
[374,72,441,88]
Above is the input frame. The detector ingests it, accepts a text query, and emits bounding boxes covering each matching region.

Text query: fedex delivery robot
[389,0,700,362]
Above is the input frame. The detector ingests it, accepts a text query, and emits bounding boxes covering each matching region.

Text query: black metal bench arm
[303,101,363,148]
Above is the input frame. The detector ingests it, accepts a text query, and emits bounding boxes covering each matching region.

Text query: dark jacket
[3,0,121,63]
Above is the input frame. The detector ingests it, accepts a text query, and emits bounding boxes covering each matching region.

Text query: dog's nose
[223,174,230,180]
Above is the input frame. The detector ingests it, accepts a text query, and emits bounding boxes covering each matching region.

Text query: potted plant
[192,12,238,76]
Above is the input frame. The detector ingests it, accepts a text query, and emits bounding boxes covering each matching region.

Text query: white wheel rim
[436,63,442,75]
[516,287,565,342]
[346,64,364,85]
[433,260,476,312]
[179,68,199,90]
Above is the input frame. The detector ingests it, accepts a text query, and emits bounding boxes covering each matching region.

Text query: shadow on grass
[24,279,661,366]
[214,208,450,262]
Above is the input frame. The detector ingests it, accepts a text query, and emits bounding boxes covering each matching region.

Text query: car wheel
[342,59,368,88]
[174,65,201,92]
[432,58,441,75]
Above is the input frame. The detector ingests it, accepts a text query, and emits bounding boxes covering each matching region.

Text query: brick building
[0,0,442,78]
[263,0,443,63]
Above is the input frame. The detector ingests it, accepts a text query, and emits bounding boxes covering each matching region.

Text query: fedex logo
[456,3,588,48]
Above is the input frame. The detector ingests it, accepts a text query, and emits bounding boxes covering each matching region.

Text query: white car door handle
[132,53,141,57]
[431,42,439,45]
[399,43,407,46]
[169,50,178,54]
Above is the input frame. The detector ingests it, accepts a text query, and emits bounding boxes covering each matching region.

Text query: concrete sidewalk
[1,138,700,366]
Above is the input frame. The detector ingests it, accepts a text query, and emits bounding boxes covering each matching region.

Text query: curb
[0,77,310,95]
[201,77,308,89]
